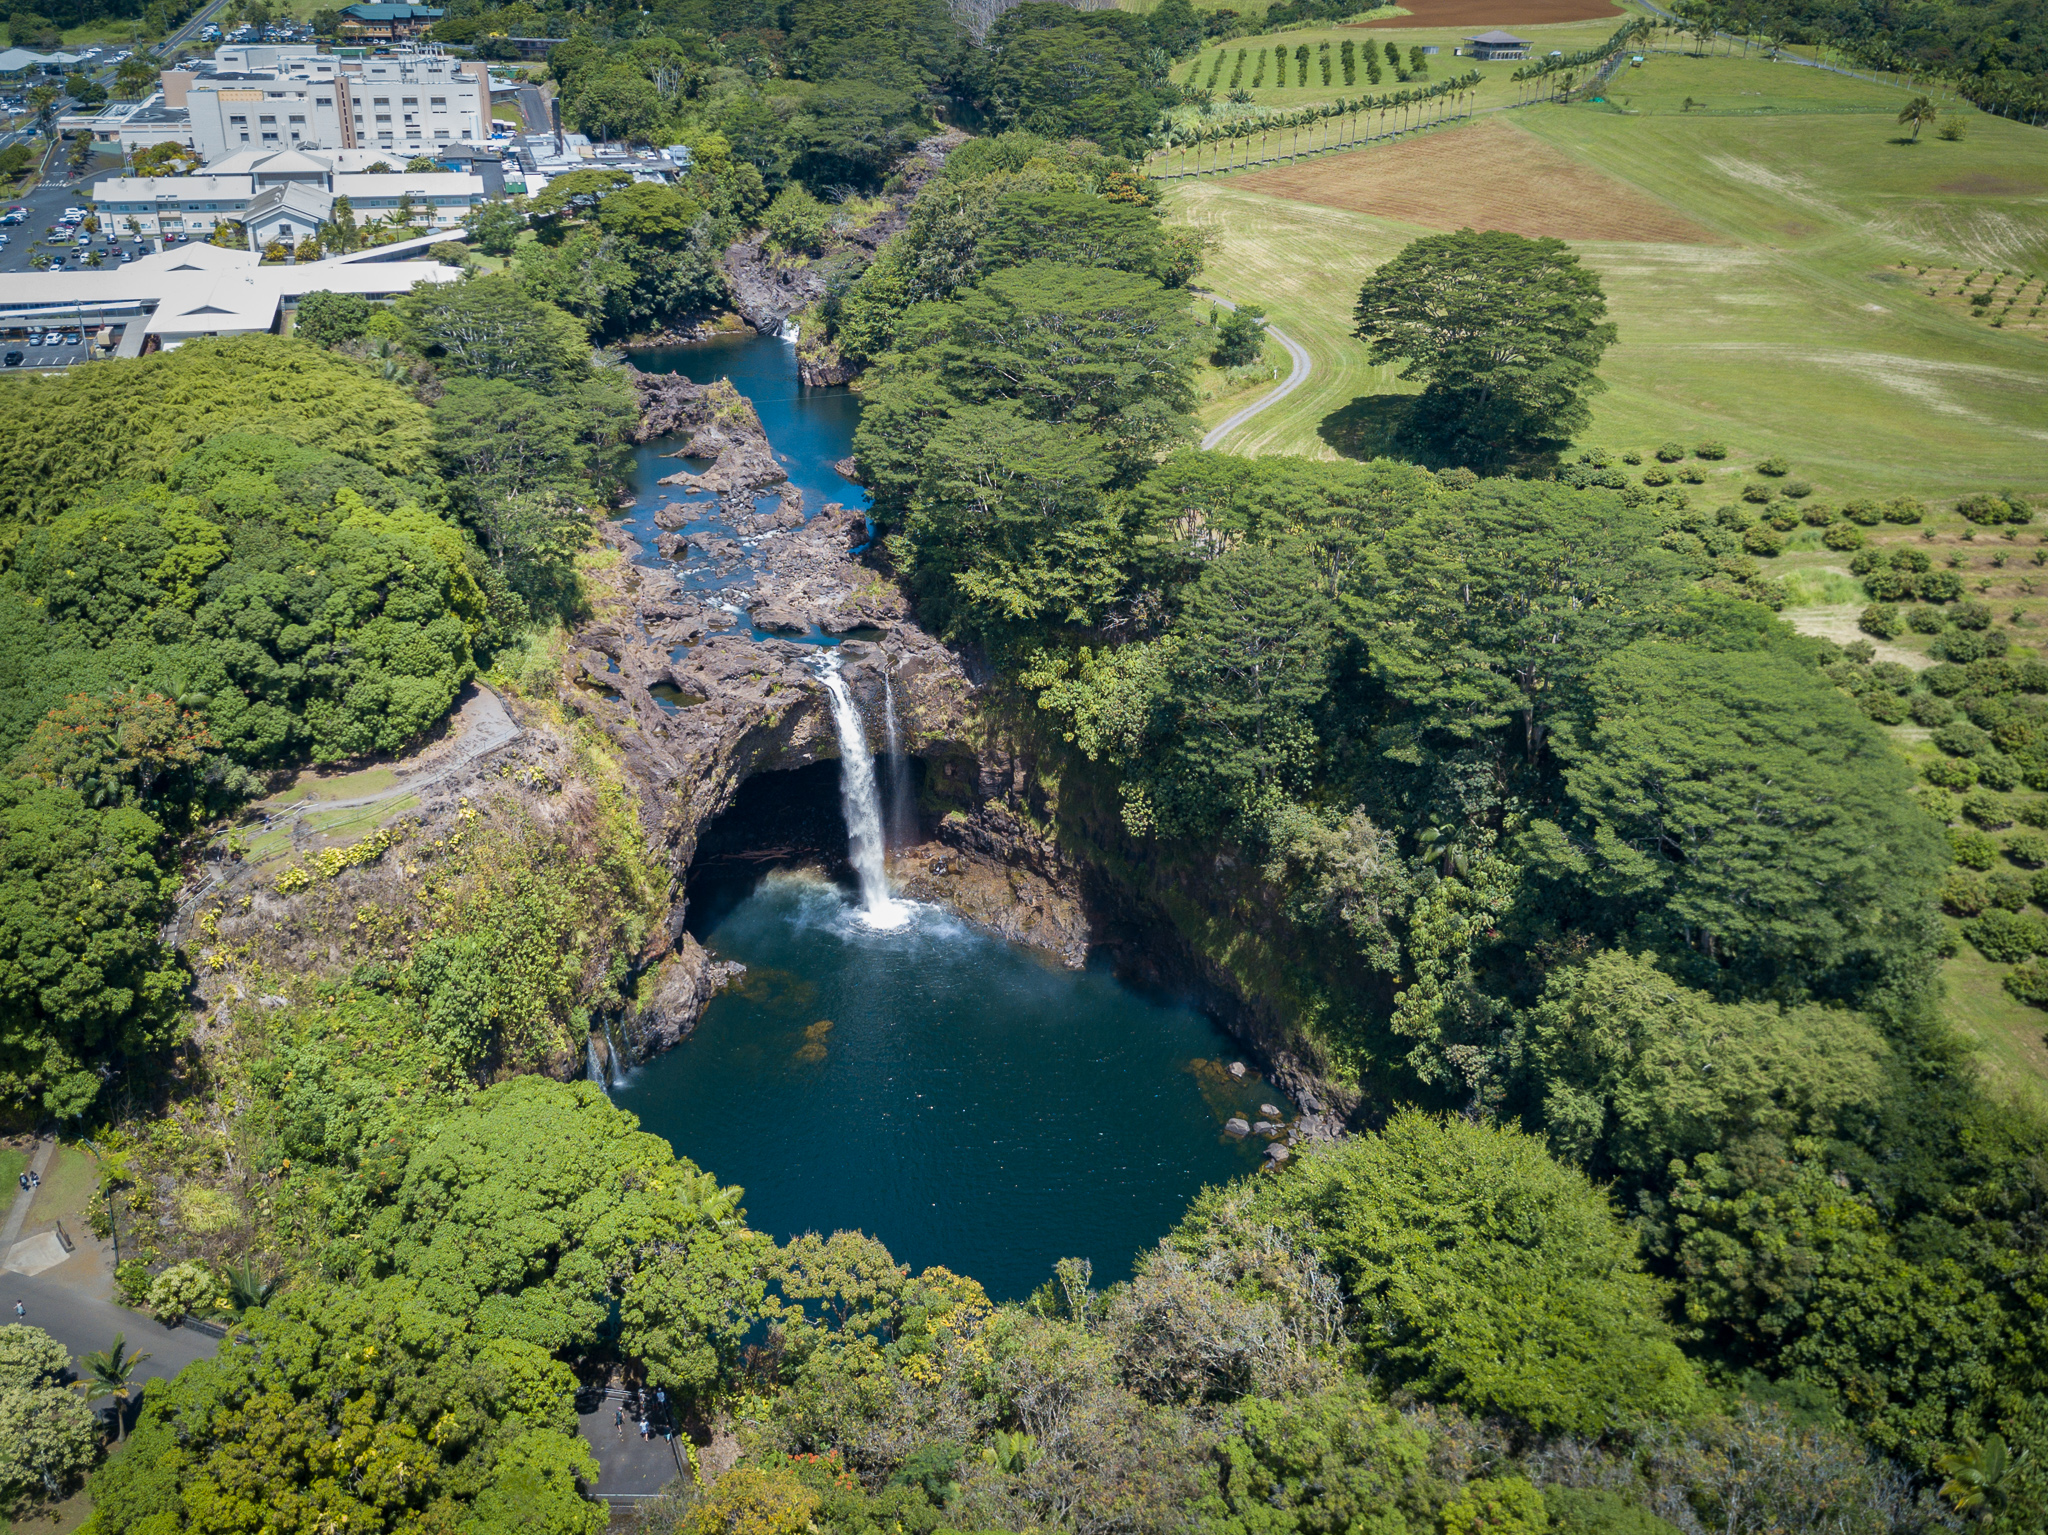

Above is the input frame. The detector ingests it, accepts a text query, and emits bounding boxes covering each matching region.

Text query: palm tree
[1898,94,1938,139]
[76,1334,152,1441]
[225,1260,276,1312]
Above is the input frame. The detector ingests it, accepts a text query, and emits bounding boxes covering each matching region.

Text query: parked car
[119,249,132,262]
[64,331,82,346]
[3,352,21,367]
[25,331,41,345]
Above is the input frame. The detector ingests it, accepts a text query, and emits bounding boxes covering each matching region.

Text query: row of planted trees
[1147,70,1482,179]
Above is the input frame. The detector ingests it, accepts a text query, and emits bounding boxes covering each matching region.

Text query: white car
[63,206,84,219]
[25,331,41,345]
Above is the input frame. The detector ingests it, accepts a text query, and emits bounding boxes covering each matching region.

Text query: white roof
[0,252,460,341]
[94,174,259,203]
[0,48,86,70]
[334,171,483,195]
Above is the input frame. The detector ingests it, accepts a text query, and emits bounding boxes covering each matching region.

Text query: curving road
[1199,294,1313,453]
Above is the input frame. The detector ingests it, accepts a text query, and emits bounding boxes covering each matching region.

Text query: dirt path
[1201,294,1315,452]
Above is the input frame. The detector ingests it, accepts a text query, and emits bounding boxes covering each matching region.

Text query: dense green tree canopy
[1353,229,1617,467]
[363,1077,760,1359]
[1176,1113,1701,1433]
[0,338,436,525]
[85,1282,603,1535]
[1531,642,1949,1004]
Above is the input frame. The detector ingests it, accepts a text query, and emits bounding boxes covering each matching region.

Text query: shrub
[1745,526,1786,557]
[2022,801,2048,830]
[1767,510,1800,532]
[1952,826,1999,867]
[1957,491,2026,526]
[1964,790,2015,828]
[1843,639,1875,663]
[1801,502,1837,526]
[1924,662,1971,696]
[1741,482,1775,504]
[1967,908,2047,962]
[1911,693,1956,727]
[1694,440,1728,460]
[1919,568,1965,603]
[1441,1477,1549,1535]
[1979,752,2020,791]
[1934,630,1986,665]
[1842,498,1884,525]
[1936,719,1993,758]
[2008,832,2048,868]
[1679,466,1706,484]
[1990,871,2033,910]
[1867,661,1914,692]
[1780,479,1814,498]
[2023,660,2048,693]
[1882,495,1926,524]
[1952,600,1994,630]
[1640,466,1671,486]
[1621,450,1642,465]
[146,1260,221,1323]
[761,184,833,255]
[2005,962,2048,1005]
[1943,870,1990,916]
[1756,456,1791,476]
[1655,441,1687,462]
[1715,504,1753,531]
[1908,606,1946,634]
[1822,524,1865,552]
[1861,567,1914,601]
[1925,756,1979,790]
[1860,691,1906,724]
[1856,603,1900,639]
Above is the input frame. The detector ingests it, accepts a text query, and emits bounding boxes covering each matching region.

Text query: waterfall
[778,316,799,344]
[816,654,907,928]
[603,1017,629,1087]
[882,670,914,852]
[586,1036,609,1093]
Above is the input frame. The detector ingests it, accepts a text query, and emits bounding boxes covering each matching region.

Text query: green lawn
[1942,945,2048,1114]
[1165,51,2048,495]
[0,1145,26,1197]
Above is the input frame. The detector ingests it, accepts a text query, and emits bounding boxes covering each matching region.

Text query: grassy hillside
[1166,54,2048,494]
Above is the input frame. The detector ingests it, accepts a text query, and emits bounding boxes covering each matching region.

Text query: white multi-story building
[178,44,489,161]
[95,148,496,250]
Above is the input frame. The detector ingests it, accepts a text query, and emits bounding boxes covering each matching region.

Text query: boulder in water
[1224,1116,1251,1138]
[1252,1121,1277,1137]
[1228,1061,1247,1080]
[1265,1143,1290,1165]
[1260,1103,1281,1117]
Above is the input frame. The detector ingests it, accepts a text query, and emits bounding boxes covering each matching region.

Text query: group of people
[16,1168,39,1193]
[613,1384,677,1444]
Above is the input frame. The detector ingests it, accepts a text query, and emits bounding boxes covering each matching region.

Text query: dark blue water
[612,337,1286,1299]
[620,333,869,634]
[614,875,1288,1300]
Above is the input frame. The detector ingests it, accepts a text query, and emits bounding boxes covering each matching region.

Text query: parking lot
[0,324,108,371]
[0,174,151,275]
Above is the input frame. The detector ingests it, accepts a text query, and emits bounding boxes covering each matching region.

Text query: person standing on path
[13,1300,21,1318]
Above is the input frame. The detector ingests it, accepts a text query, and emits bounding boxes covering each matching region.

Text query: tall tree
[74,1334,152,1442]
[1352,228,1617,466]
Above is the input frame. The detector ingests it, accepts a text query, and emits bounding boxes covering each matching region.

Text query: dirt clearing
[1362,0,1622,25]
[1232,118,1722,243]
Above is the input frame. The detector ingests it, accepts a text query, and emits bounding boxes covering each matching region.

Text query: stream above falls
[609,333,1290,1299]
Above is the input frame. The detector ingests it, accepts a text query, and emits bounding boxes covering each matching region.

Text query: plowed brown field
[1231,119,1723,244]
[1361,0,1623,25]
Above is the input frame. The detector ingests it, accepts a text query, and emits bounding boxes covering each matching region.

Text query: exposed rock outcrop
[623,935,746,1057]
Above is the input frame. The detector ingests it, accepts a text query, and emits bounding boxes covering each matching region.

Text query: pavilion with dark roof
[1464,30,1532,60]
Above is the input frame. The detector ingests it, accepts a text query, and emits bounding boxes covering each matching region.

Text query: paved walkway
[1199,293,1314,452]
[5,1266,222,1435]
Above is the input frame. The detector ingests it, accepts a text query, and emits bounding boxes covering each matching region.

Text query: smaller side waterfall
[882,671,914,853]
[603,1017,630,1087]
[816,654,907,928]
[778,317,799,344]
[586,1036,609,1093]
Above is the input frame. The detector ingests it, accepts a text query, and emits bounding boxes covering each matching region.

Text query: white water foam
[815,654,909,930]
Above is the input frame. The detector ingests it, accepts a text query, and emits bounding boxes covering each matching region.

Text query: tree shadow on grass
[1317,394,1567,478]
[1318,395,1447,468]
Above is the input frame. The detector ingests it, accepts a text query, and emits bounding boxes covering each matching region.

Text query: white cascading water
[603,1018,629,1087]
[882,670,913,852]
[778,316,799,344]
[816,654,908,928]
[586,1037,608,1092]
